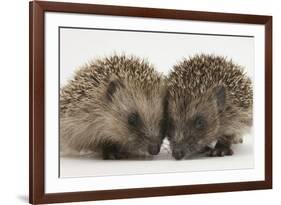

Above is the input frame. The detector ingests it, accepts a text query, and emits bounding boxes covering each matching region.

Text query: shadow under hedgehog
[166,54,253,160]
[60,55,167,159]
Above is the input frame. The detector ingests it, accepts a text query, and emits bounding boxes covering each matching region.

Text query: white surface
[61,136,254,178]
[2,0,281,205]
[45,9,265,193]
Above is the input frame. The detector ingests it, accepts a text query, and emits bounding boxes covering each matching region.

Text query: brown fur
[60,55,166,159]
[167,54,253,159]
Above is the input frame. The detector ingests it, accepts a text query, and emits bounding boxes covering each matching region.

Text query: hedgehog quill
[166,54,253,160]
[60,55,167,159]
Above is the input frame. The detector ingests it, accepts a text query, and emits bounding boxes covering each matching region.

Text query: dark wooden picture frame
[29,1,272,204]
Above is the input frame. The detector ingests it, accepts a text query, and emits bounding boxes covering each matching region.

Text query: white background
[60,27,254,85]
[0,0,279,204]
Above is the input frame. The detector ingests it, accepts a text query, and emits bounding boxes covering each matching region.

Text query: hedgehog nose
[148,144,161,155]
[172,149,185,160]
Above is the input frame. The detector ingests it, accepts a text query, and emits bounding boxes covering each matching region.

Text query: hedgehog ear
[212,85,227,111]
[106,77,124,101]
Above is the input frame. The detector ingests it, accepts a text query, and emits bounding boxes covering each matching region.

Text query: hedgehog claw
[206,146,233,157]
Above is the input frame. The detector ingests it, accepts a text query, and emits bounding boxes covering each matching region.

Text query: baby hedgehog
[60,55,166,159]
[166,54,253,160]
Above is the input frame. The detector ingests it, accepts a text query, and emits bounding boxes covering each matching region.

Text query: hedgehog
[60,55,167,159]
[166,54,253,160]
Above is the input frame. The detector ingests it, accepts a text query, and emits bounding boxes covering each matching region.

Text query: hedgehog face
[167,85,226,160]
[102,77,166,156]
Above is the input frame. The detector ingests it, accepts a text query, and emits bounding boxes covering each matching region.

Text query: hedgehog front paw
[207,147,233,157]
[102,144,129,160]
[102,151,129,160]
[206,142,233,157]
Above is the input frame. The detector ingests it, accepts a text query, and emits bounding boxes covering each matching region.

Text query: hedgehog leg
[102,143,129,160]
[206,136,234,157]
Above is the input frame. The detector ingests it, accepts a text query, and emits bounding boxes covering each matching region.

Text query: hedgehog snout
[148,143,161,155]
[172,148,186,160]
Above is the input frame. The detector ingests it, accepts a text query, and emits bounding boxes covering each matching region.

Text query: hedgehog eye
[194,116,206,130]
[128,113,139,127]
